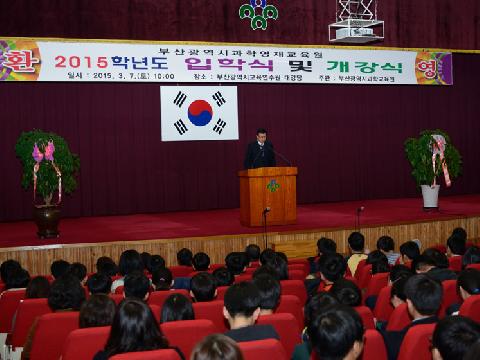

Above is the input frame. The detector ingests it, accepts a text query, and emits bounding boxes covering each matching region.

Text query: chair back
[257,313,301,357]
[192,300,228,332]
[364,273,389,301]
[238,339,288,360]
[170,266,194,278]
[61,326,110,360]
[361,329,388,360]
[148,289,190,308]
[354,306,375,330]
[439,280,461,318]
[448,256,462,272]
[0,289,26,333]
[10,298,51,348]
[459,294,480,322]
[386,303,411,331]
[373,286,394,322]
[275,295,303,329]
[110,349,182,360]
[280,280,307,305]
[216,286,229,300]
[357,264,373,289]
[397,324,436,360]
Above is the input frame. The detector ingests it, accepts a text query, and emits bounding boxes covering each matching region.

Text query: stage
[1,195,479,275]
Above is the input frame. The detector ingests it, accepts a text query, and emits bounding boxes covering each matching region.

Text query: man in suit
[243,128,276,169]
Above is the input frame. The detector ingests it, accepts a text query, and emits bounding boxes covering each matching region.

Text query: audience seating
[149,304,161,323]
[170,266,194,278]
[288,269,305,281]
[61,326,110,360]
[239,339,288,360]
[257,313,301,356]
[216,286,229,300]
[275,295,303,329]
[234,273,253,283]
[353,306,375,330]
[244,267,257,275]
[0,289,26,334]
[354,259,368,280]
[466,263,480,271]
[148,289,190,308]
[364,273,389,302]
[459,294,480,322]
[373,286,394,322]
[110,349,183,360]
[438,279,461,318]
[161,319,219,358]
[357,264,373,290]
[280,280,307,305]
[361,329,388,360]
[448,256,462,272]
[397,324,436,360]
[109,293,124,305]
[29,312,80,360]
[192,300,228,332]
[209,263,226,271]
[114,286,124,295]
[386,303,411,331]
[287,264,308,278]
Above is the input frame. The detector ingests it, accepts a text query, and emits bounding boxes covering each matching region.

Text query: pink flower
[32,143,44,163]
[44,141,55,161]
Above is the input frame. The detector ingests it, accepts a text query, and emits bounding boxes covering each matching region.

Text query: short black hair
[79,294,116,328]
[245,244,261,262]
[160,294,194,324]
[224,282,260,318]
[96,257,119,277]
[48,274,86,311]
[308,305,364,360]
[0,259,21,283]
[330,279,362,307]
[177,248,193,266]
[452,227,467,241]
[377,236,395,252]
[317,237,337,256]
[447,234,467,255]
[86,273,113,295]
[256,128,267,135]
[457,268,480,296]
[318,253,347,282]
[404,274,442,316]
[191,272,217,302]
[225,252,248,275]
[399,241,420,261]
[151,268,173,291]
[50,260,71,279]
[391,276,410,302]
[212,267,234,287]
[263,255,289,281]
[68,262,87,282]
[124,272,150,300]
[389,265,413,283]
[423,248,449,269]
[252,274,281,310]
[367,250,390,274]
[348,232,365,252]
[26,276,50,299]
[432,316,480,360]
[140,252,152,271]
[253,265,281,281]
[259,248,276,265]
[192,252,211,272]
[463,246,480,269]
[304,292,339,328]
[118,250,144,276]
[5,267,30,289]
[148,255,166,274]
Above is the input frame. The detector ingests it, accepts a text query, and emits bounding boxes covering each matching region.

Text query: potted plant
[15,129,80,238]
[404,129,461,209]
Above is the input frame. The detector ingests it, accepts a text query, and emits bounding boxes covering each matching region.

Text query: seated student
[366,265,412,311]
[25,276,50,299]
[253,264,282,281]
[346,232,368,276]
[432,316,480,360]
[225,252,248,276]
[123,271,150,301]
[177,248,193,267]
[192,252,211,272]
[190,272,217,302]
[330,279,362,307]
[463,246,480,269]
[377,236,401,265]
[446,268,480,315]
[50,259,71,280]
[259,248,276,266]
[367,250,390,274]
[79,294,116,328]
[447,233,467,257]
[381,274,443,360]
[94,299,183,360]
[212,267,234,287]
[451,227,467,244]
[262,254,289,281]
[245,244,261,266]
[223,282,279,342]
[96,256,119,277]
[252,274,281,315]
[307,305,364,360]
[0,259,22,284]
[318,253,347,292]
[390,275,412,309]
[86,273,113,295]
[152,267,173,291]
[4,267,30,291]
[414,249,457,282]
[309,237,337,274]
[191,334,243,360]
[160,293,194,323]
[111,249,144,293]
[67,262,88,285]
[399,240,421,265]
[148,255,166,274]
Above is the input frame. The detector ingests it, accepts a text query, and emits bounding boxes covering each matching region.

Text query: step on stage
[1,195,479,275]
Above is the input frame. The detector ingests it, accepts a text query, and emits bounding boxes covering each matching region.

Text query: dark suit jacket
[244,140,276,169]
[382,316,438,360]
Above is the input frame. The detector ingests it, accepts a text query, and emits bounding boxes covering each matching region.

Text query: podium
[238,167,298,227]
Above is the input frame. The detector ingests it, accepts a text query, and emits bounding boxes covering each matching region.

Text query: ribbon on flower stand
[431,134,451,188]
[32,140,63,205]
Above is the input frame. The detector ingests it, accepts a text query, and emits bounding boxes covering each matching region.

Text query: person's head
[160,294,194,324]
[452,227,467,242]
[399,241,421,263]
[457,268,480,300]
[259,248,276,266]
[367,250,390,274]
[390,276,411,308]
[123,272,150,300]
[447,234,466,256]
[190,272,217,302]
[140,252,152,271]
[256,128,267,144]
[48,274,86,311]
[252,265,281,281]
[412,255,436,274]
[212,267,234,287]
[225,252,248,275]
[377,236,395,253]
[104,298,168,357]
[191,334,244,360]
[432,316,480,360]
[50,260,70,279]
[67,262,87,283]
[318,253,347,283]
[317,237,337,257]
[423,248,449,269]
[5,267,30,289]
[348,232,365,253]
[79,294,116,328]
[177,248,193,266]
[118,250,143,276]
[263,255,288,281]
[192,252,211,272]
[463,246,480,269]
[26,276,50,298]
[308,305,364,360]
[389,264,413,284]
[0,259,21,283]
[96,256,118,277]
[148,255,166,274]
[252,274,281,314]
[404,274,442,318]
[86,273,113,295]
[223,282,261,326]
[330,279,362,307]
[151,268,173,291]
[245,244,261,263]
[304,292,339,328]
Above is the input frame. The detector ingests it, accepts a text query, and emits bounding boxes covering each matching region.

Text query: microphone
[356,206,365,213]
[265,143,292,166]
[263,207,271,215]
[250,146,264,169]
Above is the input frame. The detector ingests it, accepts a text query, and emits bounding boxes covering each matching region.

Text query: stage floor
[1,194,480,249]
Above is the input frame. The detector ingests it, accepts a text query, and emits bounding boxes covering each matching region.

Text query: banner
[161,86,238,141]
[0,38,453,85]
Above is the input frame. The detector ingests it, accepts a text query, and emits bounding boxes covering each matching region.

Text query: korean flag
[161,86,238,141]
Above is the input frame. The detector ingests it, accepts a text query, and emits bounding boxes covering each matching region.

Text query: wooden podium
[238,167,298,227]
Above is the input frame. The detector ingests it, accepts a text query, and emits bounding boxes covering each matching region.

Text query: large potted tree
[404,129,461,209]
[15,130,80,238]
